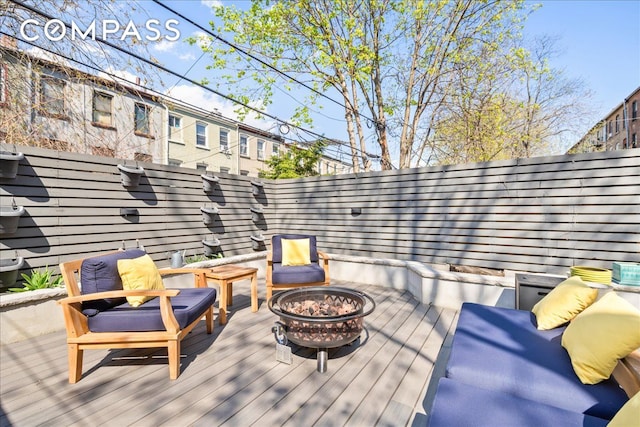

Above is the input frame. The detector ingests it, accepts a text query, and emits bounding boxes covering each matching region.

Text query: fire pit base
[269,286,375,373]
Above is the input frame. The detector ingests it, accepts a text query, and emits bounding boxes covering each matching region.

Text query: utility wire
[151,0,375,124]
[0,32,362,166]
[8,0,379,161]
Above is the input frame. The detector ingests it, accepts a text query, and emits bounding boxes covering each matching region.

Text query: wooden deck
[0,280,458,427]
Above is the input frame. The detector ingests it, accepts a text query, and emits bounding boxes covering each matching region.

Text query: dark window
[92,91,113,126]
[40,75,65,117]
[240,135,248,156]
[134,103,150,135]
[615,115,619,133]
[632,133,637,149]
[633,101,638,120]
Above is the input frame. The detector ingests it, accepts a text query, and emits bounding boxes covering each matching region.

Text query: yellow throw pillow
[117,254,165,307]
[281,238,311,266]
[561,292,640,384]
[532,276,598,330]
[608,391,640,427]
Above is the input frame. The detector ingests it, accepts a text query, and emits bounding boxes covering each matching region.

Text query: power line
[151,0,376,124]
[6,0,380,162]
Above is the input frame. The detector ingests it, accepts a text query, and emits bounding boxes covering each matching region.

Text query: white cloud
[98,66,140,86]
[153,39,177,53]
[201,0,223,11]
[179,52,196,61]
[191,31,211,50]
[167,84,270,129]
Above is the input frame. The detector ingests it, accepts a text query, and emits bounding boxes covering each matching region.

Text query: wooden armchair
[58,249,216,383]
[266,234,330,301]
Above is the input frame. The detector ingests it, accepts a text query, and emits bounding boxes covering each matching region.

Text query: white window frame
[196,122,208,147]
[272,142,280,157]
[257,139,265,160]
[220,129,229,152]
[239,134,248,157]
[168,114,182,142]
[0,64,7,105]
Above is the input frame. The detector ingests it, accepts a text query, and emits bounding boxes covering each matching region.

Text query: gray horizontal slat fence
[273,149,640,275]
[1,145,273,288]
[1,145,639,289]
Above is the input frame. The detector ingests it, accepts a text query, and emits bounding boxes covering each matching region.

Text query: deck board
[0,280,458,427]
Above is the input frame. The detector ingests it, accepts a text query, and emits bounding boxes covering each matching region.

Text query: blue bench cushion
[428,378,609,427]
[80,249,146,312]
[272,234,319,263]
[445,303,628,420]
[87,288,216,332]
[271,263,325,284]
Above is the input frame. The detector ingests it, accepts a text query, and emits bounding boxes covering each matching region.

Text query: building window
[92,91,113,127]
[633,101,638,120]
[168,114,182,142]
[608,121,612,136]
[257,139,265,160]
[632,133,637,149]
[239,135,248,156]
[272,142,280,157]
[220,166,230,174]
[134,152,152,163]
[91,145,114,157]
[220,129,229,151]
[168,158,182,167]
[0,64,7,106]
[615,115,620,133]
[40,75,66,117]
[134,103,150,135]
[317,160,323,174]
[196,122,207,147]
[240,170,249,176]
[196,163,208,171]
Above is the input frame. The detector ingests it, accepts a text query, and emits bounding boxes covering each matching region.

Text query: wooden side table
[205,265,258,325]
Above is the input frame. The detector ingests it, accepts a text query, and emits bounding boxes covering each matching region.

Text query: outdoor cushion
[445,303,628,420]
[80,249,146,312]
[531,275,598,330]
[427,378,609,427]
[117,254,165,307]
[271,263,326,285]
[562,291,640,384]
[608,391,640,427]
[87,287,217,332]
[281,238,311,266]
[272,234,319,263]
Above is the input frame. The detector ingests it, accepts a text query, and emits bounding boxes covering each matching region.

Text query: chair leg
[266,285,272,302]
[168,340,180,380]
[68,343,83,384]
[205,306,214,334]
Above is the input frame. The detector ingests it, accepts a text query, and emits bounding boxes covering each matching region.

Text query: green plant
[184,253,224,264]
[8,266,64,292]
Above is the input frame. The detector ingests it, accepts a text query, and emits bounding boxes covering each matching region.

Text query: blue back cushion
[272,234,319,263]
[80,249,146,312]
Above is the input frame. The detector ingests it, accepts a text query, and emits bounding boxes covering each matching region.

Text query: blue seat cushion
[427,378,609,427]
[445,303,628,420]
[272,234,319,263]
[271,263,325,284]
[87,288,216,332]
[80,249,146,312]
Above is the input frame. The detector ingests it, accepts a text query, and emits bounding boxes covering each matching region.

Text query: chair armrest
[159,268,210,288]
[317,250,329,260]
[57,289,180,305]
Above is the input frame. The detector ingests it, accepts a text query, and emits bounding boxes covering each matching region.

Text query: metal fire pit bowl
[269,286,375,373]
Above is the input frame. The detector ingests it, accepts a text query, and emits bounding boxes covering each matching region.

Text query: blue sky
[523,0,640,120]
[137,0,640,157]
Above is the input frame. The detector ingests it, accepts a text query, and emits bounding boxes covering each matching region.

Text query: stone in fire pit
[269,287,376,373]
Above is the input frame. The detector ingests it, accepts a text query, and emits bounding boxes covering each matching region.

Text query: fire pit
[268,286,375,372]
